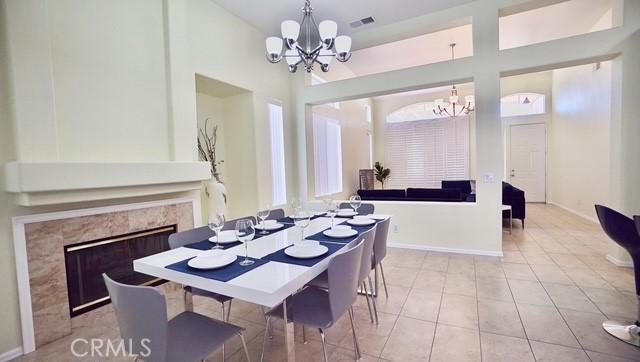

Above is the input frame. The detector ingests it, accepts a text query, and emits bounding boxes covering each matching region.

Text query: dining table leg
[282,299,296,361]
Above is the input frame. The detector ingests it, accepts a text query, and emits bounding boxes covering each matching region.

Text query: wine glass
[292,211,311,243]
[325,200,338,227]
[290,198,302,214]
[208,213,226,250]
[235,219,255,266]
[257,206,271,235]
[349,195,362,214]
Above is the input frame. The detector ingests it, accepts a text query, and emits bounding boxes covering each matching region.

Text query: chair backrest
[338,202,375,215]
[265,208,285,220]
[168,225,211,249]
[327,239,364,322]
[635,215,640,239]
[222,216,257,231]
[103,274,168,362]
[357,226,377,283]
[595,205,640,254]
[373,218,391,266]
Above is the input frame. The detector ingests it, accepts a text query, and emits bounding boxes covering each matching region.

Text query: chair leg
[260,316,271,362]
[362,282,374,324]
[379,263,389,299]
[221,303,226,361]
[239,332,251,362]
[348,307,361,361]
[183,289,194,311]
[302,325,307,344]
[225,299,233,322]
[319,328,329,362]
[368,276,379,325]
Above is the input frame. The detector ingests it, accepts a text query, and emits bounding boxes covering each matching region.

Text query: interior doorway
[509,123,547,202]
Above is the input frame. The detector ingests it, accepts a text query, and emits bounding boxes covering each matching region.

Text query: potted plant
[374,161,390,189]
[198,118,226,215]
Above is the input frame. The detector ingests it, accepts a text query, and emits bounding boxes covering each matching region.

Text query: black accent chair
[595,204,640,347]
[502,182,526,228]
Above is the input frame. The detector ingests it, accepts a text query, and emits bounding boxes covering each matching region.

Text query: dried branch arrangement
[197,118,224,183]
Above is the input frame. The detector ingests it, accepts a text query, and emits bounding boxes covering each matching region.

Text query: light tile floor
[15,204,640,361]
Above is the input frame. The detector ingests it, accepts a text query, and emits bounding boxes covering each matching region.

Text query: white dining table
[134,215,388,361]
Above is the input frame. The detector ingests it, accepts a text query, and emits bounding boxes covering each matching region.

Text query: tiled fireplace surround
[13,198,197,353]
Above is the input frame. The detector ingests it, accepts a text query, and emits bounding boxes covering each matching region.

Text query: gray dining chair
[372,217,391,299]
[103,274,250,362]
[307,227,379,325]
[168,216,255,360]
[261,239,365,362]
[264,208,285,220]
[339,202,375,215]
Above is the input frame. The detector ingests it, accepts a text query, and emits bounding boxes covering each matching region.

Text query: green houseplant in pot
[374,161,390,189]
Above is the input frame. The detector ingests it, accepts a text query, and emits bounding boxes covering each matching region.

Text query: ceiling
[212,0,474,39]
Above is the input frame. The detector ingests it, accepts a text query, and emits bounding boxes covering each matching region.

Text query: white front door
[509,123,546,202]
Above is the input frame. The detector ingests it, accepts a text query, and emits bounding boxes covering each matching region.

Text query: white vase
[204,180,227,216]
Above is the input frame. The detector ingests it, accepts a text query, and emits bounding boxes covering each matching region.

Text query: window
[385,116,469,189]
[311,74,340,109]
[268,101,287,205]
[368,132,373,169]
[501,93,545,117]
[386,101,447,123]
[313,114,343,196]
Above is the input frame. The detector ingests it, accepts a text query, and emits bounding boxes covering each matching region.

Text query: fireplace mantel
[5,161,211,206]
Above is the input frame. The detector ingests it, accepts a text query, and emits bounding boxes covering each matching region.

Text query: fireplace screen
[64,225,176,317]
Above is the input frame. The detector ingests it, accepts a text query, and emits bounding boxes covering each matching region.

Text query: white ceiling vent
[350,16,375,28]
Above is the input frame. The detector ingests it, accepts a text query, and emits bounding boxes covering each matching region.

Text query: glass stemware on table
[325,199,339,227]
[257,206,271,235]
[208,213,226,250]
[292,211,311,244]
[235,219,256,266]
[349,194,362,215]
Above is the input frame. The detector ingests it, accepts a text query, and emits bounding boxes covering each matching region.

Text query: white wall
[549,62,612,220]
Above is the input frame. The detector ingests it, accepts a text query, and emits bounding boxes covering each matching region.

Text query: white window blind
[268,102,287,205]
[385,117,469,189]
[313,114,343,197]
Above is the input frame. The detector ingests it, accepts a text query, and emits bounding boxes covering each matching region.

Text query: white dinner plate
[285,245,329,259]
[255,222,285,231]
[323,228,358,238]
[365,214,387,220]
[208,230,239,244]
[347,218,376,226]
[187,252,237,270]
[337,210,358,217]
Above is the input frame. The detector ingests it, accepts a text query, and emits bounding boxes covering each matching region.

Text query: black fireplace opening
[64,224,176,317]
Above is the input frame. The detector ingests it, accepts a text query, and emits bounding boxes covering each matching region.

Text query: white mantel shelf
[5,161,211,206]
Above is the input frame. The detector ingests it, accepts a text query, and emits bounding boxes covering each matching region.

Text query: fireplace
[64,224,176,317]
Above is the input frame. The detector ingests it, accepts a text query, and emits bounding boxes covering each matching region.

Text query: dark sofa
[357,180,526,226]
[357,187,465,202]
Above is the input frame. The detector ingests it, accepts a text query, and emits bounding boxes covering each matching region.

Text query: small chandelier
[265,0,352,73]
[433,43,475,117]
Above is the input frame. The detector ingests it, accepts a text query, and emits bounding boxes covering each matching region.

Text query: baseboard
[606,254,634,268]
[547,201,598,224]
[388,242,503,257]
[0,347,23,362]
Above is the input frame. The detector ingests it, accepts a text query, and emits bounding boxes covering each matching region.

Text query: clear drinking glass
[235,219,255,266]
[349,195,362,214]
[208,213,226,250]
[290,198,302,214]
[325,200,338,227]
[257,207,271,235]
[292,211,311,243]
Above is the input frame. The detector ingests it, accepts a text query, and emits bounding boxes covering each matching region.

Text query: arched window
[386,102,445,123]
[501,92,545,117]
